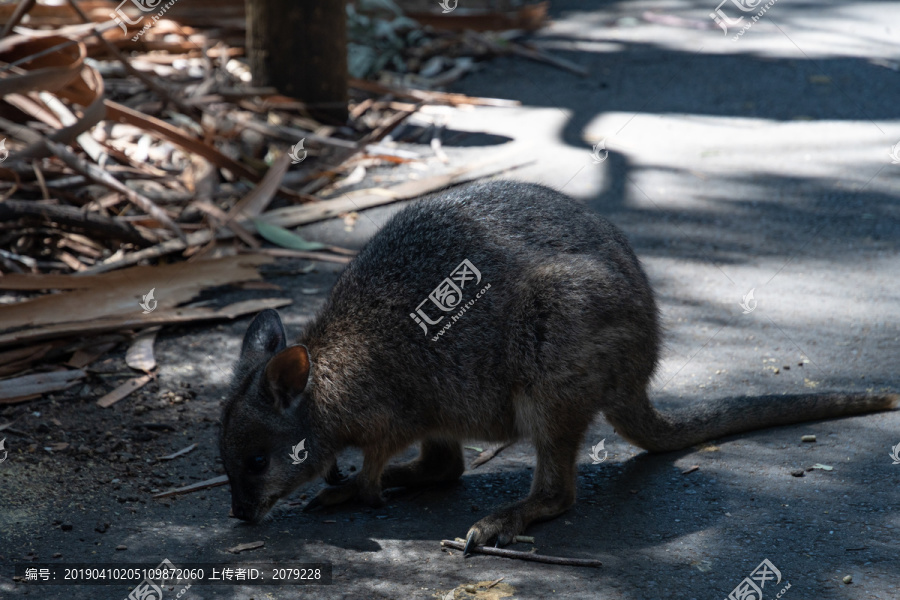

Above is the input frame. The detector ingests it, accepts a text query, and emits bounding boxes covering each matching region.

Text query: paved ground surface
[2,1,899,599]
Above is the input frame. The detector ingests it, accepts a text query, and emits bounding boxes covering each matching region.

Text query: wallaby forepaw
[463,512,521,554]
[302,477,383,512]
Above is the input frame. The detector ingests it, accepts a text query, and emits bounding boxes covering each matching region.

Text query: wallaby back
[297,180,896,453]
[296,180,662,450]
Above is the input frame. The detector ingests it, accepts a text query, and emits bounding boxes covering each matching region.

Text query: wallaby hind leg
[381,438,465,489]
[464,433,580,551]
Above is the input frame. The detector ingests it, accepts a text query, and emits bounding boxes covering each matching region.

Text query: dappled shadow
[4,0,899,598]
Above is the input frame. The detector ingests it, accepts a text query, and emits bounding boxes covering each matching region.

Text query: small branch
[0,199,153,246]
[440,540,602,568]
[471,441,512,468]
[91,27,199,118]
[0,0,36,39]
[244,248,353,265]
[159,443,197,461]
[153,474,228,499]
[44,140,186,242]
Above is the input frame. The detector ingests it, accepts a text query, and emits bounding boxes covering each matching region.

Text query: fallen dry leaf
[226,541,265,554]
[159,443,197,461]
[125,328,159,373]
[437,581,516,600]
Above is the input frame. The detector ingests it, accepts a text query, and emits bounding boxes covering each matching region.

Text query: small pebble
[843,575,852,584]
[465,586,477,593]
[60,523,73,531]
[801,435,816,443]
[53,553,62,558]
[116,545,127,551]
[790,469,805,477]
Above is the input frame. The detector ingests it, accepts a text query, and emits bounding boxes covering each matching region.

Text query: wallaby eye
[248,454,268,474]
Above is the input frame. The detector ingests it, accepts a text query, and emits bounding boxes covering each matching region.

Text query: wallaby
[219,180,897,551]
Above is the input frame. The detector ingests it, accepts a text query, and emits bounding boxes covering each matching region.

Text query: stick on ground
[471,441,512,468]
[440,540,602,568]
[153,474,229,498]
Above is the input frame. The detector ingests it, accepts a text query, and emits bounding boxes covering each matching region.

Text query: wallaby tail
[604,392,899,453]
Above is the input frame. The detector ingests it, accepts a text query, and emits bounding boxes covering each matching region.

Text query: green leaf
[811,463,833,471]
[464,446,484,453]
[252,219,327,251]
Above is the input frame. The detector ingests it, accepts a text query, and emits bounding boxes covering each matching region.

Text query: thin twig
[440,540,602,568]
[44,139,186,242]
[91,27,199,118]
[0,0,36,39]
[62,0,198,118]
[471,441,512,468]
[153,474,229,499]
[243,248,353,265]
[31,163,50,200]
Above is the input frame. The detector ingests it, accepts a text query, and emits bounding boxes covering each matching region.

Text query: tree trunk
[246,0,348,122]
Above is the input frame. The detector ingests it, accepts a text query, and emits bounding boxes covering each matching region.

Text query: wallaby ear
[240,309,288,364]
[264,345,311,409]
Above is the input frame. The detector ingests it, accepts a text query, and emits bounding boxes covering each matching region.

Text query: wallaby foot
[463,434,578,552]
[381,438,464,489]
[323,461,348,486]
[463,488,575,551]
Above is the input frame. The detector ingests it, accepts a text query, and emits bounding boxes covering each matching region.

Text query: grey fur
[220,180,897,545]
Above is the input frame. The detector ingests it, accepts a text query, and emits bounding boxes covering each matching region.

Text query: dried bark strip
[96,373,153,408]
[0,369,85,403]
[0,298,291,349]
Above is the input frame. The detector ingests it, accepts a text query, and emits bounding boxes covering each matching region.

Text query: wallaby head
[219,309,329,522]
